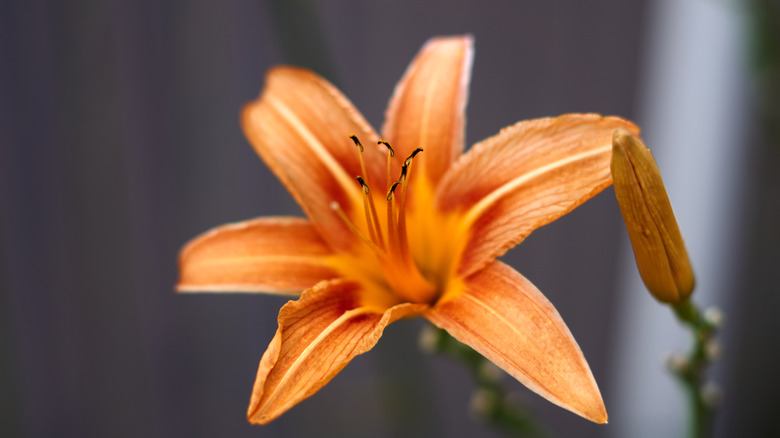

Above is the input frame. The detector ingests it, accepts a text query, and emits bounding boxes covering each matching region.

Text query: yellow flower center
[330,135,438,305]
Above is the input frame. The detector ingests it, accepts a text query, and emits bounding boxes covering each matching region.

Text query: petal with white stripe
[177,217,338,295]
[242,67,386,255]
[436,114,639,276]
[247,279,426,424]
[426,261,606,423]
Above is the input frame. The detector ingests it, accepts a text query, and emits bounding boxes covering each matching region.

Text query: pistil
[330,201,383,254]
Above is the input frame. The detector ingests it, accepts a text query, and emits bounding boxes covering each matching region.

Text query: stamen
[338,138,436,303]
[350,134,370,188]
[355,176,383,248]
[385,182,400,253]
[349,135,384,247]
[349,134,364,152]
[330,202,382,254]
[386,181,402,247]
[398,148,423,257]
[377,140,395,157]
[379,140,395,191]
[404,148,423,166]
[355,176,370,195]
[386,181,401,202]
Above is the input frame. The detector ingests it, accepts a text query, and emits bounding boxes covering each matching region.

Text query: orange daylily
[178,35,640,425]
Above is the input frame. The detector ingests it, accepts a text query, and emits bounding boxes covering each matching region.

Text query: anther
[400,163,409,180]
[349,134,364,152]
[387,181,401,202]
[355,176,370,194]
[355,175,383,248]
[378,140,395,157]
[404,148,423,166]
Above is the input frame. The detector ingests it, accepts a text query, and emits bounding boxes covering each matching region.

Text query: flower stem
[419,325,550,438]
[669,299,721,438]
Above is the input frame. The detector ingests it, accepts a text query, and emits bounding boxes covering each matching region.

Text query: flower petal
[177,217,338,295]
[436,114,640,277]
[425,261,606,423]
[247,279,426,424]
[382,35,473,186]
[242,67,386,254]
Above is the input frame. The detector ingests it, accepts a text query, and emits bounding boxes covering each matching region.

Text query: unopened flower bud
[611,129,695,303]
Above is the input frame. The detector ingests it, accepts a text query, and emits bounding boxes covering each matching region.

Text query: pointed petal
[425,261,606,423]
[436,114,640,277]
[382,35,474,186]
[247,280,426,424]
[242,67,386,254]
[177,217,339,295]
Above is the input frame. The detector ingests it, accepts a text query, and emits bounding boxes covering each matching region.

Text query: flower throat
[329,135,437,304]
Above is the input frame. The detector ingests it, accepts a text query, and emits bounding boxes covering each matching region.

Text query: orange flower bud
[611,129,695,303]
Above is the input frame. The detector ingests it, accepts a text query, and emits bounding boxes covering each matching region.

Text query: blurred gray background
[2,0,778,437]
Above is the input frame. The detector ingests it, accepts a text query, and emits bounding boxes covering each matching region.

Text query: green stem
[420,325,550,438]
[670,299,719,438]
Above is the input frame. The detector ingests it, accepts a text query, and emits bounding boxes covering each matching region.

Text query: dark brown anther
[355,175,370,194]
[386,181,401,201]
[404,148,423,166]
[378,140,395,157]
[349,134,364,152]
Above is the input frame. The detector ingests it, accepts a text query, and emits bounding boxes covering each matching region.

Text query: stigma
[331,135,437,304]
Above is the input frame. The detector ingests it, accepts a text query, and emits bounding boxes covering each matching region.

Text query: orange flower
[178,35,639,425]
